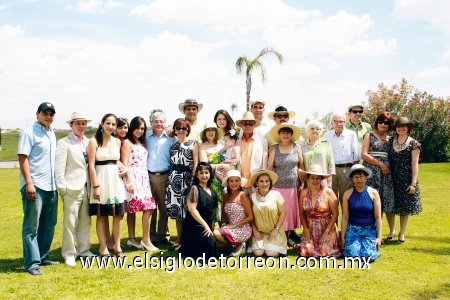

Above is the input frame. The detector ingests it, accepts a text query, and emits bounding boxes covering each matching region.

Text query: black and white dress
[164,139,196,221]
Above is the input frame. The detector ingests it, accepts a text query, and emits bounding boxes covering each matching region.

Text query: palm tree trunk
[246,75,251,111]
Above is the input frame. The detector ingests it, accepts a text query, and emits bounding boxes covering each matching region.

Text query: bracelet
[274,226,280,231]
[326,228,330,234]
[410,184,417,188]
[92,185,100,188]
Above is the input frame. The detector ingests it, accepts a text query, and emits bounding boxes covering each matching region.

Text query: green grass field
[0,164,449,299]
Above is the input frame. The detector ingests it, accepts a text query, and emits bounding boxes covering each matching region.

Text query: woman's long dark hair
[192,162,213,187]
[214,109,235,133]
[125,116,147,149]
[95,113,118,146]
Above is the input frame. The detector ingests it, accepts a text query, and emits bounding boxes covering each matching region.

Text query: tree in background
[364,78,450,162]
[235,47,284,111]
[230,103,238,118]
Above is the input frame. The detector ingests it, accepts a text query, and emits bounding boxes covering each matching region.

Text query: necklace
[257,190,270,202]
[206,141,216,149]
[374,130,387,142]
[394,136,408,149]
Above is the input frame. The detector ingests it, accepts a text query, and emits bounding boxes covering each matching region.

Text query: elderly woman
[388,117,422,243]
[296,165,341,257]
[248,170,287,257]
[341,164,382,261]
[213,170,253,256]
[268,124,304,246]
[300,120,335,188]
[361,112,396,240]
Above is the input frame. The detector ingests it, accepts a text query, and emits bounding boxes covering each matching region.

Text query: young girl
[216,130,240,182]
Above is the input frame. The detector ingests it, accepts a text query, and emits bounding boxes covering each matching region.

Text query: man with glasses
[146,109,176,246]
[265,105,297,147]
[324,113,360,203]
[250,100,273,138]
[346,104,372,150]
[18,102,59,275]
[235,112,268,196]
[55,112,95,267]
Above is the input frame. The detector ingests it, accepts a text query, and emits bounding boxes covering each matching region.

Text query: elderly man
[55,112,95,267]
[178,98,203,143]
[346,104,372,151]
[147,109,176,245]
[18,102,59,275]
[236,112,268,196]
[324,113,360,203]
[250,100,273,138]
[265,105,296,147]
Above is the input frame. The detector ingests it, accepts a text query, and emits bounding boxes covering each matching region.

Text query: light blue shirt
[146,130,175,172]
[323,128,360,164]
[18,121,57,191]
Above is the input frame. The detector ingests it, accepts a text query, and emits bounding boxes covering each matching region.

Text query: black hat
[37,102,56,113]
[394,117,413,130]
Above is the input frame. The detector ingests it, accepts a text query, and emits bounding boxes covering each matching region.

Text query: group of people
[18,99,422,275]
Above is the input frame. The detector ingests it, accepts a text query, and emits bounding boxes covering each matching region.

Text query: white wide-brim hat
[269,124,301,143]
[249,170,278,187]
[221,169,247,187]
[344,164,373,181]
[298,164,331,181]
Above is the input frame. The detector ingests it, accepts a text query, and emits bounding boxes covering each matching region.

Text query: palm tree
[235,47,284,111]
[230,103,238,117]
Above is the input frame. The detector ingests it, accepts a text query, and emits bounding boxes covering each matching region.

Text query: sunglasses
[241,122,255,126]
[351,110,363,114]
[175,126,188,131]
[378,120,390,125]
[275,114,289,119]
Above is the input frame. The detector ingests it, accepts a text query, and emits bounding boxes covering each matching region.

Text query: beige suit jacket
[55,134,89,198]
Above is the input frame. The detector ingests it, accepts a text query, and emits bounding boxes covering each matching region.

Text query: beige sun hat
[249,170,278,187]
[178,98,203,114]
[269,124,301,143]
[235,112,261,127]
[66,112,91,124]
[200,122,223,141]
[298,164,331,181]
[267,105,296,120]
[250,100,265,107]
[347,104,364,112]
[221,169,248,187]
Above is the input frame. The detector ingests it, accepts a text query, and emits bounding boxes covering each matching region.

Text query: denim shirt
[146,130,175,172]
[18,121,57,191]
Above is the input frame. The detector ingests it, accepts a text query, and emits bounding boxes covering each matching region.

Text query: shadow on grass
[382,236,450,256]
[412,282,450,300]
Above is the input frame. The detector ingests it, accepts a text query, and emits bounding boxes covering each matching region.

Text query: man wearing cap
[265,105,297,147]
[147,109,176,245]
[18,102,59,275]
[178,98,203,143]
[346,104,372,150]
[323,113,360,203]
[55,112,95,267]
[250,100,273,138]
[236,112,268,196]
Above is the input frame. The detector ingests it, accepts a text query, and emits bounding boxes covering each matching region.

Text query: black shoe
[41,260,60,266]
[158,240,173,246]
[290,232,302,243]
[27,267,43,275]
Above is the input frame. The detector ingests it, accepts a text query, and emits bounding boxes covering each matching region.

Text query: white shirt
[323,128,360,164]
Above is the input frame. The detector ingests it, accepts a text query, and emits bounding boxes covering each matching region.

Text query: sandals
[113,249,126,258]
[386,228,397,241]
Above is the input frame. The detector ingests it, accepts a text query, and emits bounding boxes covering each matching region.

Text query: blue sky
[1,0,450,129]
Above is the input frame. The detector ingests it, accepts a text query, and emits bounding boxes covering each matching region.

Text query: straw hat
[178,98,203,114]
[267,105,296,120]
[298,164,331,181]
[66,112,91,124]
[221,169,247,187]
[393,116,414,130]
[344,164,373,181]
[269,124,301,143]
[200,122,223,141]
[249,170,278,187]
[347,104,364,112]
[235,112,261,127]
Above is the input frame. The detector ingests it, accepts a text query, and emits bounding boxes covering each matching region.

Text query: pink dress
[123,144,156,213]
[299,188,341,257]
[218,193,252,246]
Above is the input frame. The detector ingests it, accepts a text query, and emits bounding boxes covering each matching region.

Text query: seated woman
[341,164,382,262]
[213,170,253,257]
[296,165,341,257]
[178,162,219,259]
[248,170,287,257]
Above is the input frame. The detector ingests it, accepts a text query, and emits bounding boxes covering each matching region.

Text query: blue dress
[343,186,380,262]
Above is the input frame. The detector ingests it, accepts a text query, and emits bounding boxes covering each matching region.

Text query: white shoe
[65,257,76,267]
[127,239,143,249]
[230,242,245,257]
[140,241,159,252]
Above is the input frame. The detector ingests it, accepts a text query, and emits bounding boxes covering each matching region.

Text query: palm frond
[235,56,249,74]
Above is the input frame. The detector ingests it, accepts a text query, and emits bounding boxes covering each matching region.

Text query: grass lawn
[0,164,449,299]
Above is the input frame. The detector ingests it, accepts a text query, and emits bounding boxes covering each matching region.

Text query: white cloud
[131,0,320,34]
[328,62,341,71]
[264,10,396,57]
[65,0,124,14]
[0,25,25,40]
[395,0,450,32]
[0,4,10,11]
[417,66,450,79]
[442,49,450,60]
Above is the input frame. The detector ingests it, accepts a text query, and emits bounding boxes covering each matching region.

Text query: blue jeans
[21,186,58,270]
